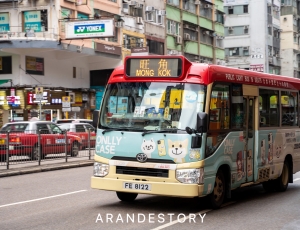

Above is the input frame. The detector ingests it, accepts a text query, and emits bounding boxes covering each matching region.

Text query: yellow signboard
[35,86,43,95]
[62,96,70,102]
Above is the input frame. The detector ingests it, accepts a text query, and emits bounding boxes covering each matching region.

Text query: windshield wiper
[102,127,145,134]
[142,128,185,136]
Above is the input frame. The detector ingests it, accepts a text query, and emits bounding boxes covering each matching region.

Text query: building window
[23,10,48,32]
[228,27,234,35]
[0,56,12,74]
[243,5,248,13]
[244,25,249,34]
[167,20,180,35]
[130,4,143,17]
[268,25,272,35]
[147,39,164,55]
[123,34,144,49]
[229,48,239,56]
[215,11,224,24]
[200,4,212,19]
[167,0,180,6]
[77,12,89,20]
[0,13,10,32]
[228,6,233,14]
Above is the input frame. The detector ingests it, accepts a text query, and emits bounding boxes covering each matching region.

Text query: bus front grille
[116,166,169,178]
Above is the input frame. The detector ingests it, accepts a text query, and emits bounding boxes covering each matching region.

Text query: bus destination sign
[125,58,182,77]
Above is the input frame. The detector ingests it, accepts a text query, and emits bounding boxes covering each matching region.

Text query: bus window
[259,89,279,127]
[206,84,230,158]
[209,84,230,130]
[231,84,243,129]
[281,91,298,126]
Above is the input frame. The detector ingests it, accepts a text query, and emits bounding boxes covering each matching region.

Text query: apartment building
[280,0,300,78]
[224,0,281,74]
[166,0,225,64]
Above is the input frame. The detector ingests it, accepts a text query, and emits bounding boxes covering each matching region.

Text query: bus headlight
[93,162,109,177]
[176,168,204,184]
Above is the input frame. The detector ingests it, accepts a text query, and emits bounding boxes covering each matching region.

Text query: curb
[0,161,94,178]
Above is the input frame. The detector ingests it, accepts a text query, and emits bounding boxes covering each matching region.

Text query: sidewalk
[0,159,94,178]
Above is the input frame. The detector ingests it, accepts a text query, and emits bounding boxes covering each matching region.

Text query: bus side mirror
[197,112,208,133]
[93,110,100,128]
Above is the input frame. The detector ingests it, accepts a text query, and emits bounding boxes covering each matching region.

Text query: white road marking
[293,178,300,182]
[0,190,87,208]
[151,209,212,230]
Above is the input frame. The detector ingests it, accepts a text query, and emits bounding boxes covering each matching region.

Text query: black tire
[116,192,138,202]
[275,160,289,192]
[0,154,7,162]
[262,180,276,192]
[209,169,226,209]
[70,142,79,157]
[31,145,44,160]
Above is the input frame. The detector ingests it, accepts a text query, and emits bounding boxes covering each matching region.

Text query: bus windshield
[99,82,206,131]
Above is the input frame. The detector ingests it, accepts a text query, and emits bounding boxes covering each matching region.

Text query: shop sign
[27,92,48,105]
[26,56,44,75]
[72,107,80,112]
[6,96,20,106]
[65,19,114,39]
[95,43,121,55]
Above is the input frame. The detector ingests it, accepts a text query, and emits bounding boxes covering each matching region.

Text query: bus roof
[108,56,300,90]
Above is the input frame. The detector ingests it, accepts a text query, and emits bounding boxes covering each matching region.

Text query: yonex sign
[65,19,114,39]
[75,24,104,34]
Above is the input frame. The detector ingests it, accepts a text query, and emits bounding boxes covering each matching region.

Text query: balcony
[0,26,58,41]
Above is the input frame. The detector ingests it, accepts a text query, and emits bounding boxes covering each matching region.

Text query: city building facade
[223,0,281,74]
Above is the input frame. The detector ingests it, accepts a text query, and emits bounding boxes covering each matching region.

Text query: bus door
[242,85,258,182]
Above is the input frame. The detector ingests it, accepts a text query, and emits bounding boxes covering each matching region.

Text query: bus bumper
[91,176,204,198]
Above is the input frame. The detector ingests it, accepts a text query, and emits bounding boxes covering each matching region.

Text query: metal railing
[0,129,95,170]
[1,26,58,41]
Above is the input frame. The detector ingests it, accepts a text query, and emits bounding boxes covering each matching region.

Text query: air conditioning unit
[228,27,233,30]
[204,4,211,8]
[244,25,249,29]
[176,35,182,44]
[281,3,285,6]
[184,33,190,40]
[275,54,280,58]
[184,24,189,28]
[228,6,233,9]
[203,30,210,35]
[136,17,143,24]
[170,50,179,55]
[145,6,155,11]
[129,1,137,6]
[267,24,272,28]
[0,33,10,41]
[243,46,249,50]
[195,0,200,5]
[157,10,166,16]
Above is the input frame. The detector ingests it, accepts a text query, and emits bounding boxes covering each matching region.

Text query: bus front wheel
[209,169,226,209]
[116,192,138,202]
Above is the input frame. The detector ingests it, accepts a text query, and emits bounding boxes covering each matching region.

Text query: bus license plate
[123,182,151,191]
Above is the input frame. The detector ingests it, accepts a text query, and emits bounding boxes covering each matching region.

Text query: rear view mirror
[197,112,208,133]
[93,110,99,128]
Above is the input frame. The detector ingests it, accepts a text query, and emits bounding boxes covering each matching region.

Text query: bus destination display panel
[125,58,182,77]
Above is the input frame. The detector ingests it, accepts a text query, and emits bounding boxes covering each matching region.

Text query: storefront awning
[0,79,11,85]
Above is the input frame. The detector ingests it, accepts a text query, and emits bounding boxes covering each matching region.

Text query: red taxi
[0,121,82,162]
[57,122,96,148]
